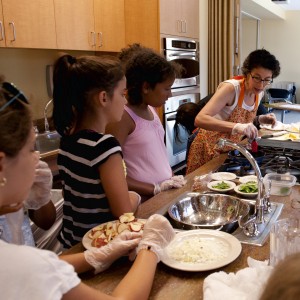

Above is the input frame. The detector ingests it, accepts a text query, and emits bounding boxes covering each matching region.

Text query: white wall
[0,48,94,119]
[260,11,300,102]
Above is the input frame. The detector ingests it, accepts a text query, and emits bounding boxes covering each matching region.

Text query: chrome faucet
[44,99,53,133]
[217,138,269,237]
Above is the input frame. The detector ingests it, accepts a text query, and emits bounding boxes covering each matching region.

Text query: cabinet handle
[91,31,96,46]
[98,32,103,48]
[177,20,182,33]
[9,22,16,42]
[0,21,4,41]
[182,20,187,33]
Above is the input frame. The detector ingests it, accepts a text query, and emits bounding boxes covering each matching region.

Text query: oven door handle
[169,53,197,58]
[166,115,176,121]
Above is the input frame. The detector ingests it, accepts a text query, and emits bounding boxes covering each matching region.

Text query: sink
[35,131,61,154]
[155,191,283,246]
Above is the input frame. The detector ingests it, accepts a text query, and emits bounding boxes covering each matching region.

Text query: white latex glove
[84,231,142,274]
[258,113,277,126]
[153,175,186,195]
[24,160,53,210]
[136,214,175,262]
[232,122,258,140]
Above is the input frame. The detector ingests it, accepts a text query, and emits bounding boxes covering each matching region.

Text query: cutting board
[268,132,300,141]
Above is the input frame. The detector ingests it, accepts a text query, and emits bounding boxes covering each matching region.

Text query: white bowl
[211,172,237,181]
[238,175,258,184]
[207,180,236,193]
[129,191,142,206]
[234,184,258,198]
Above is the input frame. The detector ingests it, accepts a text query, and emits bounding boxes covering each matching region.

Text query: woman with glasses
[186,49,280,174]
[0,77,175,299]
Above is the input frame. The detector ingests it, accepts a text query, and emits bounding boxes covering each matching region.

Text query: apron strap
[237,79,259,110]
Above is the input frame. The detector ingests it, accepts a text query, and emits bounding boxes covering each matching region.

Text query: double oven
[163,37,200,170]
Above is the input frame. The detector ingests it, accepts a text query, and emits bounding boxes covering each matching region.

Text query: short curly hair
[241,49,280,78]
[119,44,183,105]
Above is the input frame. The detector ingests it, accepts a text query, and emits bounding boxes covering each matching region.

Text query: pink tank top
[123,106,172,184]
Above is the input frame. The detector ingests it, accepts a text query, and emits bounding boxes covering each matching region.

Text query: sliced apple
[117,223,129,233]
[130,222,143,232]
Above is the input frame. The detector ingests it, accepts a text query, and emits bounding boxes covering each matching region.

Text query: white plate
[234,184,258,197]
[211,172,237,181]
[239,175,258,184]
[161,230,241,272]
[207,180,236,192]
[82,218,146,250]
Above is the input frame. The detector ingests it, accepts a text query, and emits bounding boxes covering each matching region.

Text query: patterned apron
[186,79,259,174]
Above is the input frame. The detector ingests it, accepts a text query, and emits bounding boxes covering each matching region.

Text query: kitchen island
[62,153,299,300]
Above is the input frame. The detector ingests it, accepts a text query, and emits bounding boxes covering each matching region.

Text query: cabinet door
[0,1,5,47]
[2,0,56,49]
[160,0,181,36]
[94,0,125,52]
[54,0,95,51]
[124,0,159,50]
[181,0,199,39]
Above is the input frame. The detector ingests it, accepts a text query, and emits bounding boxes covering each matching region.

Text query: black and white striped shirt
[57,130,122,248]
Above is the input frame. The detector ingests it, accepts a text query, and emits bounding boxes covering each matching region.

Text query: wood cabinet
[94,0,125,52]
[1,0,56,49]
[0,1,5,48]
[160,0,199,39]
[54,0,95,51]
[124,0,160,50]
[55,0,125,52]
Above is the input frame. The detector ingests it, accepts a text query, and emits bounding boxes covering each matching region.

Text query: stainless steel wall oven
[163,37,200,169]
[164,92,200,168]
[163,37,199,89]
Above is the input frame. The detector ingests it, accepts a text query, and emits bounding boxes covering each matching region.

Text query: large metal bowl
[168,193,250,230]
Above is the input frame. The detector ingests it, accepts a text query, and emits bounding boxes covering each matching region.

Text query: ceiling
[272,0,300,10]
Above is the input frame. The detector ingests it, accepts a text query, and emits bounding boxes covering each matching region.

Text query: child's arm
[99,153,138,216]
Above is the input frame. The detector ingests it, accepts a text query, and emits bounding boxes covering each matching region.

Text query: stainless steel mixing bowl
[168,193,250,230]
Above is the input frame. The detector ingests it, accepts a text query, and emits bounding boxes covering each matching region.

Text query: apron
[186,79,259,174]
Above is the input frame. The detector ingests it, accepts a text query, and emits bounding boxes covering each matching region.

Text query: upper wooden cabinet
[54,0,125,52]
[160,0,199,39]
[1,0,57,49]
[125,0,160,50]
[0,1,5,48]
[54,0,95,51]
[94,0,125,52]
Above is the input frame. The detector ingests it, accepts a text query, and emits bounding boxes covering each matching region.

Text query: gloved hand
[232,122,258,140]
[153,175,186,195]
[84,231,142,274]
[258,113,277,126]
[24,160,53,210]
[136,214,175,262]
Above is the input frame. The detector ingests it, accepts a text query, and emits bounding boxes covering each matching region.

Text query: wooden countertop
[63,154,300,300]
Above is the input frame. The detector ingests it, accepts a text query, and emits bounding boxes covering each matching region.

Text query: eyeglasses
[250,74,273,85]
[0,82,29,112]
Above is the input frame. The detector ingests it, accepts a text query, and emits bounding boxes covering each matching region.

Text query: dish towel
[203,257,273,300]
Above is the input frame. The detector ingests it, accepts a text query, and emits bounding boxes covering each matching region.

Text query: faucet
[44,99,53,133]
[217,138,269,237]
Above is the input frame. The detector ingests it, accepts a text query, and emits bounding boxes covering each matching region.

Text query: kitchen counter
[62,154,299,300]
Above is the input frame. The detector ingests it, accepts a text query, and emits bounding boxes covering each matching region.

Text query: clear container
[263,173,296,196]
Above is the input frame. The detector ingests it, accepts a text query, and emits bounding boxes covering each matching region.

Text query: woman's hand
[232,123,258,140]
[258,113,277,126]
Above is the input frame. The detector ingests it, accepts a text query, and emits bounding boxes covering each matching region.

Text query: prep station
[63,153,299,300]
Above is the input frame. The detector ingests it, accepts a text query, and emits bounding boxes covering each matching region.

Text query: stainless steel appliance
[163,37,199,89]
[162,37,200,170]
[164,91,200,168]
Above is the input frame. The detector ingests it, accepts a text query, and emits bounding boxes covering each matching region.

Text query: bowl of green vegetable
[234,181,258,198]
[207,180,236,193]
